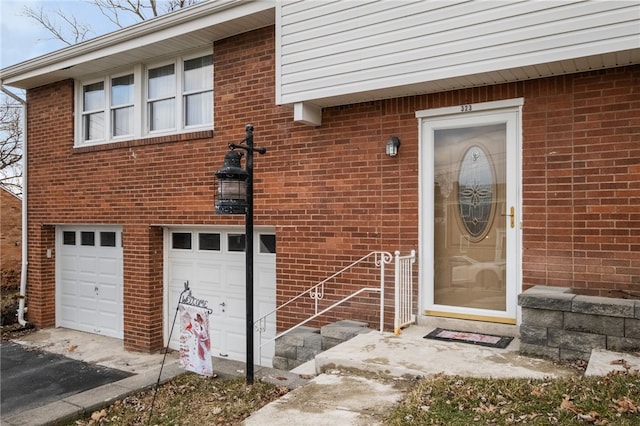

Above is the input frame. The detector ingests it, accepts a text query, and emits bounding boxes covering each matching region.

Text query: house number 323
[461,104,472,112]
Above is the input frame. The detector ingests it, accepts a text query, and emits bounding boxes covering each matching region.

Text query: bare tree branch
[57,9,92,44]
[21,5,76,46]
[0,96,24,196]
[23,0,199,46]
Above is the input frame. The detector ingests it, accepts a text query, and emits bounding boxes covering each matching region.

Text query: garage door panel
[224,263,245,291]
[97,257,120,274]
[61,254,79,270]
[170,261,195,283]
[77,306,98,324]
[199,264,223,286]
[224,295,246,321]
[96,312,119,333]
[256,271,275,293]
[77,256,98,272]
[78,280,96,297]
[98,286,118,303]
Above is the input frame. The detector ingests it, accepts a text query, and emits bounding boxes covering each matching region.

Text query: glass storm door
[419,102,521,323]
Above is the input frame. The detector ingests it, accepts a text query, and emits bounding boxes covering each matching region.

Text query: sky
[0,0,138,70]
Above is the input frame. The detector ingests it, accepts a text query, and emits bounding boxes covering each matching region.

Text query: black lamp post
[215,124,266,385]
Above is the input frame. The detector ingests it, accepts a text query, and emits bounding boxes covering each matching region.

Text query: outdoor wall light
[386,136,401,157]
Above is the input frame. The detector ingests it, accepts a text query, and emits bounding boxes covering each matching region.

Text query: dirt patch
[1,287,19,326]
[1,284,35,340]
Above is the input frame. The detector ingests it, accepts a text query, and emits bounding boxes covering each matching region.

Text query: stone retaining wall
[518,285,640,361]
[272,320,371,370]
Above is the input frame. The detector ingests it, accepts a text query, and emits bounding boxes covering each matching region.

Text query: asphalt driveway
[0,341,132,417]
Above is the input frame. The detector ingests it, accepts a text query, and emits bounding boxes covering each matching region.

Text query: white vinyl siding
[277,0,640,106]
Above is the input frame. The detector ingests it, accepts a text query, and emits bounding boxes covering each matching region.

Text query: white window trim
[74,49,213,147]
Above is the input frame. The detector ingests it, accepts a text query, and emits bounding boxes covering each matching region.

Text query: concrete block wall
[518,285,640,361]
[272,320,371,370]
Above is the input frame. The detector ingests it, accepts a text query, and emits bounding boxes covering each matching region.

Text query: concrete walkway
[5,319,640,426]
[2,329,307,426]
[243,318,640,425]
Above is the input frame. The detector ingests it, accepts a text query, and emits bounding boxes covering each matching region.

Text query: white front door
[418,99,522,323]
[56,226,124,338]
[165,228,276,367]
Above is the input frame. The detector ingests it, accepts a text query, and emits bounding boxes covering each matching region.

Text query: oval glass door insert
[458,145,495,241]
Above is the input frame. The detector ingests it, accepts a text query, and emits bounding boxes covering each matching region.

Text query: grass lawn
[66,368,640,425]
[385,370,640,425]
[69,373,289,425]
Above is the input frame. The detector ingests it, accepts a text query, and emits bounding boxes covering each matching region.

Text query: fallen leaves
[71,374,288,425]
[560,395,580,414]
[576,411,606,424]
[612,396,638,414]
[387,371,640,425]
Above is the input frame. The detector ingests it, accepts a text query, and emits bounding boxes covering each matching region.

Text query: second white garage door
[165,227,276,367]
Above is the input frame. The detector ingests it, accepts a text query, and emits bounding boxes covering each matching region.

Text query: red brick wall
[24,24,639,350]
[1,189,22,288]
[24,225,55,327]
[521,67,640,296]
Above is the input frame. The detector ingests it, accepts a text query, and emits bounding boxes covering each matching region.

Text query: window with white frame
[82,81,105,142]
[111,74,134,137]
[76,52,212,146]
[183,55,213,127]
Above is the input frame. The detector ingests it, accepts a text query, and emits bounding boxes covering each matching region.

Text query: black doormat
[424,328,513,349]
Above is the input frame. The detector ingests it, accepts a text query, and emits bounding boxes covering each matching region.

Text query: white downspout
[1,82,28,326]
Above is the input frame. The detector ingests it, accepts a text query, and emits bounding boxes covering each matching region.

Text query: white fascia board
[0,0,275,86]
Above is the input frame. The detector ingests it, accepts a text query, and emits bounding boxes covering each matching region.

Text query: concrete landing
[313,324,577,379]
[585,348,640,376]
[245,323,581,425]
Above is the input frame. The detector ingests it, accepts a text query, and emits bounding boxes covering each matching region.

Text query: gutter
[1,82,28,326]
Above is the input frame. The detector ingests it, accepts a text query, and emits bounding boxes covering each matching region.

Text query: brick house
[1,187,22,288]
[0,1,638,364]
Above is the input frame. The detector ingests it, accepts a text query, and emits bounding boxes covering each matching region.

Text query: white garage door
[56,226,123,339]
[166,227,276,367]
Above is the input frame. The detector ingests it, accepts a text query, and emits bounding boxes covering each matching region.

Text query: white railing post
[380,256,384,334]
[394,249,416,335]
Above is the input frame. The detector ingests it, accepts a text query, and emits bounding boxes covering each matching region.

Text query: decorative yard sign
[178,292,213,376]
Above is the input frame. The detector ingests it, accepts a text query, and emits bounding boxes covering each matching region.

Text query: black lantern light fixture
[214,124,266,385]
[386,136,401,157]
[215,150,249,214]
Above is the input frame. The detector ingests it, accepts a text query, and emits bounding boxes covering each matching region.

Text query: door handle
[219,302,226,307]
[502,206,515,229]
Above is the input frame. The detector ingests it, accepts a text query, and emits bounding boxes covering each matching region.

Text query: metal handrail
[255,251,392,355]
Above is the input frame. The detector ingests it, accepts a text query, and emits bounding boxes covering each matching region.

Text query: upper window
[111,74,134,137]
[76,52,212,146]
[183,56,213,127]
[148,64,176,132]
[82,82,105,142]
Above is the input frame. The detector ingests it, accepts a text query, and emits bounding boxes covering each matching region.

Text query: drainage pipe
[1,81,28,326]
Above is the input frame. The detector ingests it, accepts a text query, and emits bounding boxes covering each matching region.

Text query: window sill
[72,130,214,154]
